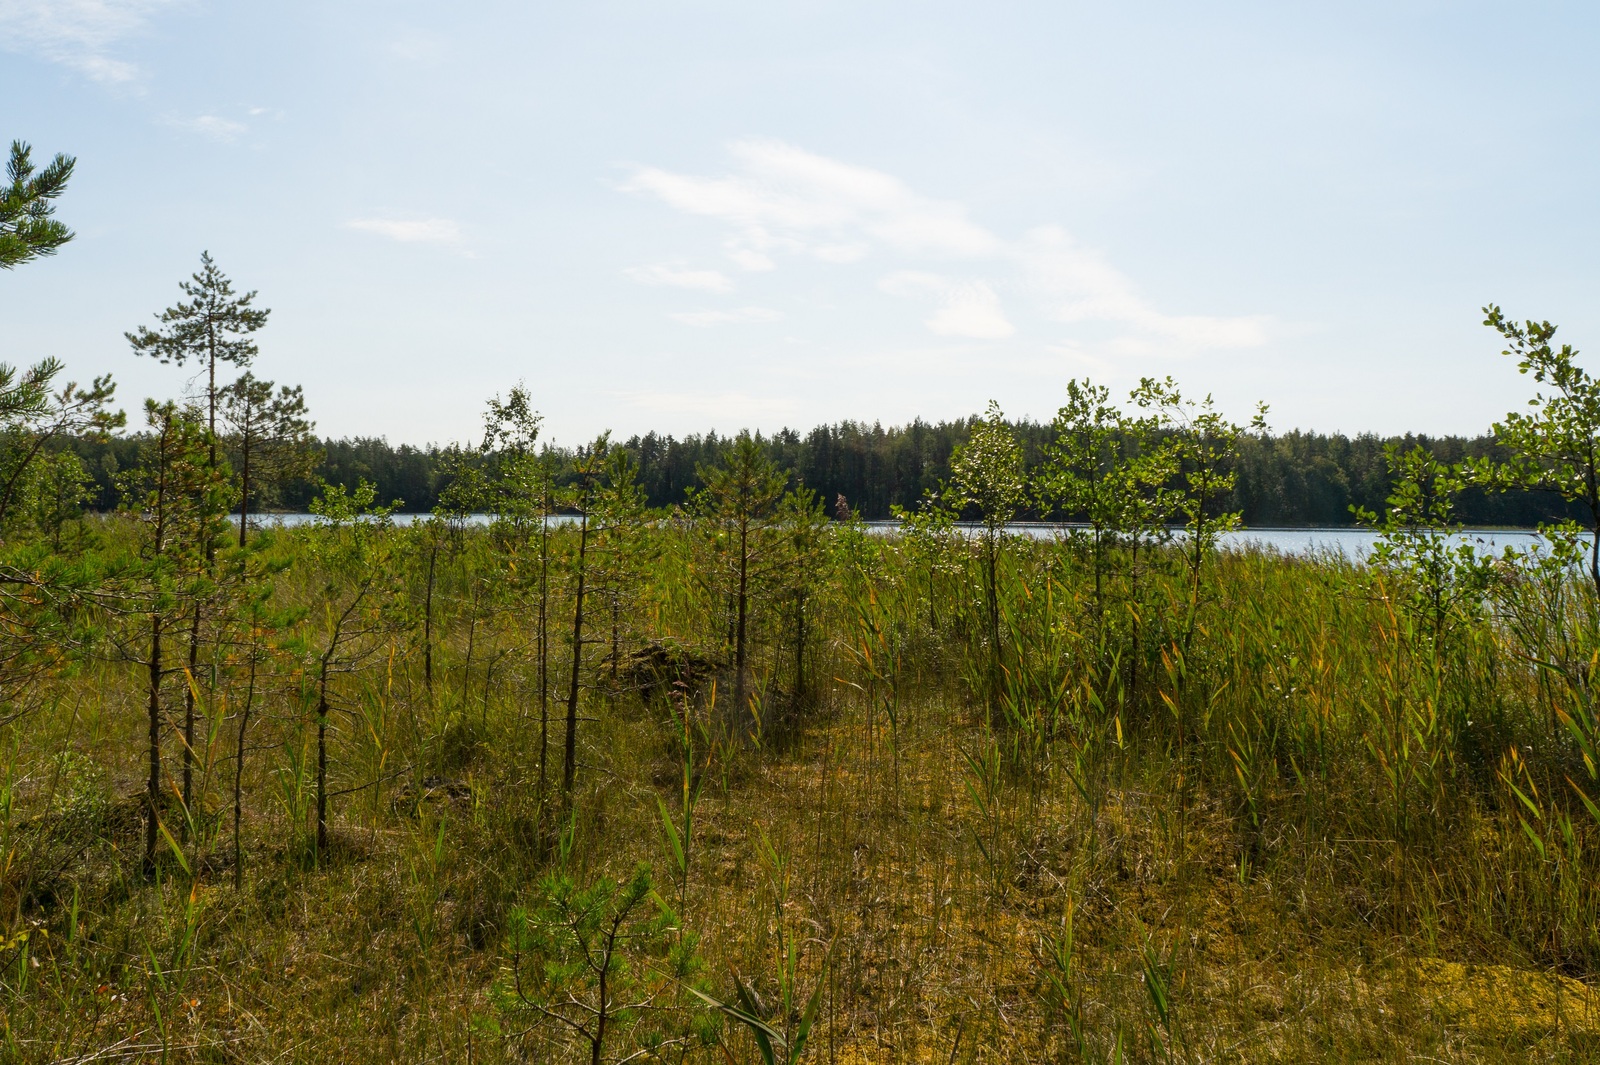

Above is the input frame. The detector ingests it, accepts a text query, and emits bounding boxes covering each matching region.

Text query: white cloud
[879,272,1015,340]
[626,139,1002,268]
[927,284,1015,340]
[624,262,733,293]
[670,307,784,327]
[73,53,138,82]
[1018,226,1269,348]
[163,114,246,141]
[624,138,1002,281]
[0,0,180,83]
[626,139,1269,352]
[345,217,462,244]
[725,246,775,272]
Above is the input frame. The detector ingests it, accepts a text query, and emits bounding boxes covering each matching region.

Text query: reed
[5,513,1600,1063]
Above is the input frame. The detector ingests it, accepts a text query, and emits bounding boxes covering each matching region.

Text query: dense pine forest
[60,423,1588,527]
[13,143,1600,1063]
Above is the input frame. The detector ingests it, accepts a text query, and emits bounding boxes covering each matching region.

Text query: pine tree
[222,372,317,546]
[547,434,648,799]
[0,360,120,534]
[691,435,792,732]
[304,481,398,857]
[129,252,269,824]
[0,141,75,270]
[126,252,270,454]
[126,401,224,875]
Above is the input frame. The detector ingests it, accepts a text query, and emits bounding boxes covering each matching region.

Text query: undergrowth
[3,523,1600,1064]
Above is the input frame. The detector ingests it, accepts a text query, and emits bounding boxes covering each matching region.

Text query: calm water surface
[254,513,1552,559]
[989,524,1550,558]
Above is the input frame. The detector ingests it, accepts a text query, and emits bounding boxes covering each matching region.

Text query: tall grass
[4,517,1600,1061]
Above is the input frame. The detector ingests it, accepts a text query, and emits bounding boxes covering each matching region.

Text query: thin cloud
[670,307,784,327]
[927,283,1015,340]
[725,245,775,272]
[163,114,246,141]
[345,217,462,244]
[879,272,1015,340]
[625,138,1002,267]
[624,262,734,293]
[626,139,1269,352]
[0,0,181,83]
[1017,226,1269,349]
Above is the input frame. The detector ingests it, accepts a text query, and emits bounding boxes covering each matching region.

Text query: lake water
[981,523,1551,559]
[252,513,1553,559]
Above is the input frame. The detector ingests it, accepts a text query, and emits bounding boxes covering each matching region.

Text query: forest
[11,140,1600,1063]
[61,421,1584,529]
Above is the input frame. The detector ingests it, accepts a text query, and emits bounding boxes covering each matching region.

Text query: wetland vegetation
[9,146,1600,1062]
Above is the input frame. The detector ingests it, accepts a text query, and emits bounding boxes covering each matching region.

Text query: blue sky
[2,1,1597,446]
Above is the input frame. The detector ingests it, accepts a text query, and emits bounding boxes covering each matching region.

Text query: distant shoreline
[223,513,1559,534]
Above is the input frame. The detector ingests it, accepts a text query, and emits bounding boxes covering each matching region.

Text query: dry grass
[4,527,1600,1063]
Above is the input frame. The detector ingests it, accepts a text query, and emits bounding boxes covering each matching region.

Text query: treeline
[61,421,1581,527]
[628,423,1579,526]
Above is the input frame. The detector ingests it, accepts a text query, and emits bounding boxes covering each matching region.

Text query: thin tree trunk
[1590,514,1599,599]
[610,593,620,706]
[145,430,170,877]
[563,511,589,797]
[1184,486,1206,657]
[463,580,478,703]
[145,613,163,877]
[423,539,438,700]
[310,588,365,860]
[538,513,550,801]
[207,328,217,466]
[317,673,330,856]
[1092,523,1104,621]
[592,937,610,1065]
[233,644,257,890]
[793,589,806,704]
[190,342,220,842]
[183,602,200,837]
[482,650,501,726]
[986,530,1000,726]
[734,517,750,726]
[237,436,251,548]
[1129,537,1143,700]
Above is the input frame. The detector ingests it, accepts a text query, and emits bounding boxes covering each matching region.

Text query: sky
[2,1,1598,448]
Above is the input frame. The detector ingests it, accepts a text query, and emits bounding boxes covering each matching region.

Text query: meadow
[4,293,1600,1062]
[7,452,1600,1063]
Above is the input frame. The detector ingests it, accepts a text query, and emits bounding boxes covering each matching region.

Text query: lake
[977,523,1551,558]
[250,513,1554,559]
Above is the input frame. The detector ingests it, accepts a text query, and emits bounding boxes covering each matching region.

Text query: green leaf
[1519,817,1547,861]
[1508,781,1543,822]
[683,983,785,1064]
[1568,777,1600,826]
[656,797,685,873]
[788,944,832,1064]
[157,817,191,878]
